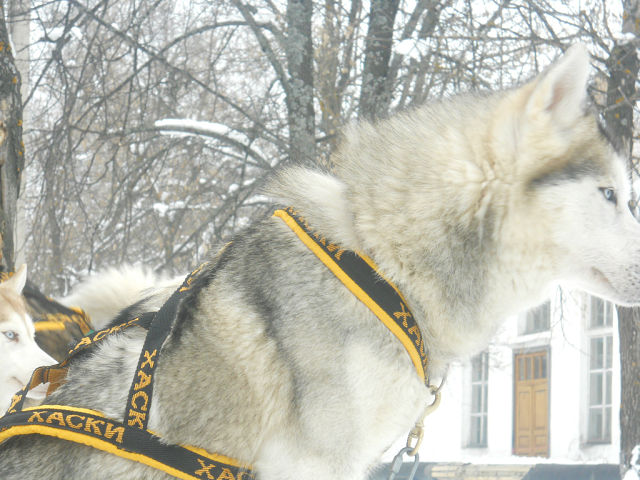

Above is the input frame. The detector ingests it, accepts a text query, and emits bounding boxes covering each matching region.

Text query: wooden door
[514,350,549,456]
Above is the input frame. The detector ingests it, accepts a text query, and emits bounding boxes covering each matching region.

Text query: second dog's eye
[599,187,617,205]
[3,331,18,342]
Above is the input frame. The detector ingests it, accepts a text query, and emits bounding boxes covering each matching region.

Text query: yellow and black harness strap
[124,261,209,432]
[274,207,429,385]
[6,312,155,413]
[0,261,255,479]
[33,308,93,335]
[0,405,254,480]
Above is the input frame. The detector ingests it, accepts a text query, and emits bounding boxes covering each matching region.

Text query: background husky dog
[58,265,181,331]
[0,265,56,412]
[2,45,640,479]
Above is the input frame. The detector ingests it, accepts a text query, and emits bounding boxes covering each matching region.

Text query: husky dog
[58,265,180,331]
[2,45,640,479]
[0,265,56,412]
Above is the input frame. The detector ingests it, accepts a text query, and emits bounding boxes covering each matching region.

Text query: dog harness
[274,207,429,384]
[0,264,255,480]
[0,207,428,479]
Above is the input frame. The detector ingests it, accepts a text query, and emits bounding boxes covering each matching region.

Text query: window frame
[468,351,489,448]
[586,296,614,444]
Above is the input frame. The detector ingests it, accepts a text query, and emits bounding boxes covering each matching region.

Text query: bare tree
[0,0,25,270]
[359,0,399,119]
[605,0,640,475]
[232,0,316,166]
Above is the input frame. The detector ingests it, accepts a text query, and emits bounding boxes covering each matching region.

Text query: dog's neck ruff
[274,207,429,385]
[0,261,255,480]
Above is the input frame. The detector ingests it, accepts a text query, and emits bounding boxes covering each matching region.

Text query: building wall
[385,290,620,465]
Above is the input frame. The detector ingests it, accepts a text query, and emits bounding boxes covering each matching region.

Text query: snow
[154,118,271,165]
[155,118,230,136]
[70,27,83,41]
[613,31,638,43]
[48,27,65,42]
[624,445,640,480]
[155,118,253,148]
[395,39,414,56]
[153,203,168,216]
[45,26,84,44]
[393,39,431,61]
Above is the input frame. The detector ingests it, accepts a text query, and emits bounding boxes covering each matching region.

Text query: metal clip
[405,424,424,457]
[387,447,420,480]
[405,386,441,456]
[387,375,446,480]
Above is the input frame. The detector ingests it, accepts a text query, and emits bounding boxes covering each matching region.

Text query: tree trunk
[8,0,29,267]
[606,1,640,476]
[618,307,640,474]
[284,0,316,166]
[604,43,638,155]
[8,0,29,102]
[359,0,400,120]
[0,0,26,270]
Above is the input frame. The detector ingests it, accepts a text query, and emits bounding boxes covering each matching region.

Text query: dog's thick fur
[0,265,56,412]
[2,45,640,479]
[58,265,180,331]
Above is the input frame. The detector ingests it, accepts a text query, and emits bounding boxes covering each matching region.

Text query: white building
[410,289,620,465]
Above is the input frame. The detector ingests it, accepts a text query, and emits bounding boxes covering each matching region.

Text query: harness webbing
[0,263,255,480]
[0,406,253,480]
[273,207,429,385]
[0,206,428,479]
[124,262,208,432]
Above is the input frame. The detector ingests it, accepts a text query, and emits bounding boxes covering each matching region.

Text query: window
[588,336,612,442]
[590,297,613,328]
[469,351,489,447]
[587,296,614,443]
[521,301,550,335]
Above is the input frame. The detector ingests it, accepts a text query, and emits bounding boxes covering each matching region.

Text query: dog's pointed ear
[525,44,590,127]
[5,264,27,294]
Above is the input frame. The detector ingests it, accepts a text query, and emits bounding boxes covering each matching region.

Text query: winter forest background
[2,0,640,474]
[5,0,636,293]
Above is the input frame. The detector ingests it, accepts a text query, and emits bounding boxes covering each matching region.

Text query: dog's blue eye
[599,187,617,205]
[3,331,18,341]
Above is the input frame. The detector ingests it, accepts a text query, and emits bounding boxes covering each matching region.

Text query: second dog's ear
[3,264,27,294]
[525,44,591,128]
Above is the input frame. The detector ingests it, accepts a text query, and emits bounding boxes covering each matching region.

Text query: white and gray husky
[2,45,640,479]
